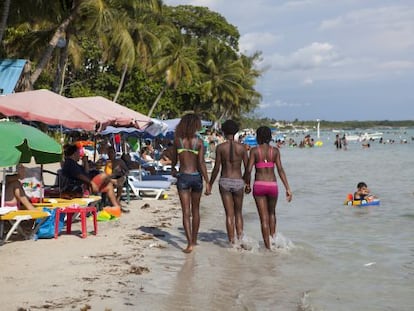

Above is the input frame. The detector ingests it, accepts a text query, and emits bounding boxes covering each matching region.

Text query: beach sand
[1,163,186,310]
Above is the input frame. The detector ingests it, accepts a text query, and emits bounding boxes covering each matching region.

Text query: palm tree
[110,14,162,102]
[200,42,244,121]
[147,29,199,117]
[5,0,161,91]
[0,0,11,45]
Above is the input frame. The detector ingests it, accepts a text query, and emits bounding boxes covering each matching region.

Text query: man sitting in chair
[61,144,121,213]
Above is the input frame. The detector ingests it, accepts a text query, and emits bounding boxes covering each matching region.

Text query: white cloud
[263,99,310,109]
[377,60,414,71]
[163,0,218,6]
[268,42,342,71]
[303,78,314,85]
[239,32,283,53]
[319,6,414,53]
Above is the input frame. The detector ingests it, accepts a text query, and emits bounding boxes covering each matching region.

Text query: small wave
[222,234,261,252]
[271,232,295,251]
[297,290,316,311]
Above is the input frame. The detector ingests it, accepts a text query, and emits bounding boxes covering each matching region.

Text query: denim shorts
[176,173,203,192]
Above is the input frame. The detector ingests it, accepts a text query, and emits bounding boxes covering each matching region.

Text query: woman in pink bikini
[245,126,292,249]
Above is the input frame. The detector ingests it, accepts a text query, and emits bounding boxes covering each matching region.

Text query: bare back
[174,137,204,174]
[209,140,248,186]
[217,141,247,179]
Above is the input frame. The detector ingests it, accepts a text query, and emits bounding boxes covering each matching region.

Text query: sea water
[138,129,414,311]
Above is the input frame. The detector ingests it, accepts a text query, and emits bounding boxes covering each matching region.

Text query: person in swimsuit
[171,113,211,253]
[2,164,35,210]
[245,126,292,250]
[354,181,376,201]
[208,120,249,246]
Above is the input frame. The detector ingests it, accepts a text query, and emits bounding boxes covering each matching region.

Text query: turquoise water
[138,129,414,310]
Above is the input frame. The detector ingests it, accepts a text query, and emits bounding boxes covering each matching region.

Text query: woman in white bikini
[208,120,249,246]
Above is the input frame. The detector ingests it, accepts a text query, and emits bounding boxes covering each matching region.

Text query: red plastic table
[54,206,97,238]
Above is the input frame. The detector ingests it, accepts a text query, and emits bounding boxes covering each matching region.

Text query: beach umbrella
[0,121,63,207]
[0,122,62,166]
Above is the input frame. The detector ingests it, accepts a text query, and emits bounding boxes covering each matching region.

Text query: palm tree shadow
[138,225,184,250]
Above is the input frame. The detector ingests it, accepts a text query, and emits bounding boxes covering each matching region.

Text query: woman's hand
[171,167,177,177]
[205,183,212,195]
[286,189,293,202]
[245,184,251,194]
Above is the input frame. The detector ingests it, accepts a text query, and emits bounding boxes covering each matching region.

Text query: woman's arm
[244,147,255,193]
[197,139,211,195]
[170,140,178,177]
[208,144,222,187]
[274,148,292,202]
[13,183,35,210]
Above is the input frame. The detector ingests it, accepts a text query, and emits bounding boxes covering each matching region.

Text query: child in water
[353,182,376,201]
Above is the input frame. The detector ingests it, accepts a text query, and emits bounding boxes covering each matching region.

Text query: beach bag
[35,208,65,239]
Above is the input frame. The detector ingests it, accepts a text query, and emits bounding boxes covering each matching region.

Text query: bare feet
[183,245,193,253]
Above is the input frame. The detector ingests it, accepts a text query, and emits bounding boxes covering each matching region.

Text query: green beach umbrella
[1,122,63,207]
[0,122,62,167]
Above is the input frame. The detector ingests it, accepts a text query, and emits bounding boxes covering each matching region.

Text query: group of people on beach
[2,113,293,251]
[171,113,292,253]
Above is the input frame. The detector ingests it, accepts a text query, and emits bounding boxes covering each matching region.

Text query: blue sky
[164,0,414,121]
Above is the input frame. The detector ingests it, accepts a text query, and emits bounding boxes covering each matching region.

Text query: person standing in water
[245,126,293,249]
[207,120,249,246]
[171,113,211,253]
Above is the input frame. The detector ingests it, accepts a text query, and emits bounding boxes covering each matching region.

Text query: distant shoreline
[268,120,414,130]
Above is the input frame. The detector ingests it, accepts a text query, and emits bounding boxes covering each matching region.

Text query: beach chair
[128,169,177,184]
[0,209,50,243]
[126,175,171,200]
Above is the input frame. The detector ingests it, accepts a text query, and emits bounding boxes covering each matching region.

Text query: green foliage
[2,2,262,121]
[162,5,240,50]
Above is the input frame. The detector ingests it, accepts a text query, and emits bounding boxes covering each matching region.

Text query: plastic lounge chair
[126,176,171,200]
[0,209,50,243]
[128,169,177,184]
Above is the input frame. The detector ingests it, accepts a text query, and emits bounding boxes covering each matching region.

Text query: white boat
[345,132,383,142]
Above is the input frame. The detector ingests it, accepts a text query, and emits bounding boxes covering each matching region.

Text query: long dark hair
[256,126,272,144]
[222,120,239,162]
[175,113,202,140]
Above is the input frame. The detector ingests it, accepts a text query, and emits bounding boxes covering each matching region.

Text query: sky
[163,0,414,121]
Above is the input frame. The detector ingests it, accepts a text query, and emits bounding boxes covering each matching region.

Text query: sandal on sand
[121,206,130,213]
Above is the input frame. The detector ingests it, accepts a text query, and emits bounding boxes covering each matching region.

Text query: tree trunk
[59,59,68,95]
[52,38,69,93]
[0,0,11,45]
[30,6,79,86]
[147,83,167,117]
[113,63,128,103]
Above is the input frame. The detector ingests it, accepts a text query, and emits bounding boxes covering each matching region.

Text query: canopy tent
[100,119,168,137]
[0,89,101,131]
[100,126,142,136]
[0,59,27,95]
[68,96,151,130]
[0,89,152,131]
[163,118,212,134]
